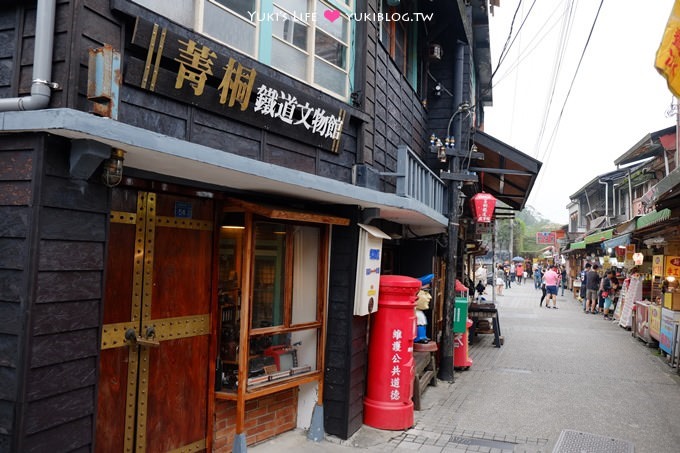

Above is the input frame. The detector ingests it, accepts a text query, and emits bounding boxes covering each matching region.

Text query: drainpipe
[598,179,609,226]
[0,0,58,112]
[627,168,633,220]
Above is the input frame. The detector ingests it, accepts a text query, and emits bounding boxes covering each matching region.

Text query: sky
[483,0,676,225]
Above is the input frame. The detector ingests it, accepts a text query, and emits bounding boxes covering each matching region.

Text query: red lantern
[470,192,497,223]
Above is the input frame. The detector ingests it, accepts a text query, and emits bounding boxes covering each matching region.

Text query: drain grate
[552,430,634,453]
[450,435,517,450]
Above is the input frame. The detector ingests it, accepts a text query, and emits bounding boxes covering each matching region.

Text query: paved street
[250,281,680,453]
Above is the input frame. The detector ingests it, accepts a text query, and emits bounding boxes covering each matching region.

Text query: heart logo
[324,9,340,22]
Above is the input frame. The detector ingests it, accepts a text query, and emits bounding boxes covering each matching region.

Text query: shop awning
[584,229,614,244]
[602,233,632,250]
[0,109,448,235]
[569,241,586,250]
[636,208,671,229]
[468,130,542,211]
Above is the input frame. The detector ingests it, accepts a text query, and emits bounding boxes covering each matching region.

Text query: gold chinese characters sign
[128,18,346,153]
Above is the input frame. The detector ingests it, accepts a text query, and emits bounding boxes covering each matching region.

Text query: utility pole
[437,42,479,382]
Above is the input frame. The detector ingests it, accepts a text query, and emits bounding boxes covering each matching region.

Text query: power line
[535,0,578,159]
[532,0,606,193]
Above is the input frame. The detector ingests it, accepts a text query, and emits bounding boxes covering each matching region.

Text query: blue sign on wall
[174,202,193,219]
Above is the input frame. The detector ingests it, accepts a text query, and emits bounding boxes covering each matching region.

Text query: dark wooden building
[0,0,539,452]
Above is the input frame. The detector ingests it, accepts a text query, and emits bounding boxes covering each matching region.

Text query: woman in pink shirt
[542,265,561,309]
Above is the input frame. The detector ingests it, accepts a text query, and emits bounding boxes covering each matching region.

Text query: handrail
[391,145,446,214]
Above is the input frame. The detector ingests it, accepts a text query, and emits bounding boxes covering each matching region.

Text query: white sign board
[353,224,391,316]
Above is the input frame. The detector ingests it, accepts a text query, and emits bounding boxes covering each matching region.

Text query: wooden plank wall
[323,220,361,439]
[0,134,109,451]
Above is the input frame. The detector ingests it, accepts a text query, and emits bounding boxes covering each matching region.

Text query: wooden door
[96,189,214,452]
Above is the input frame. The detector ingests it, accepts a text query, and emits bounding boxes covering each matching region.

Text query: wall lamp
[101,148,125,187]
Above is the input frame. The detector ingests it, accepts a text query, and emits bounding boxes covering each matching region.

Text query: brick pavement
[251,280,680,453]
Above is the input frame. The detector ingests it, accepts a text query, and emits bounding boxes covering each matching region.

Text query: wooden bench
[412,343,438,410]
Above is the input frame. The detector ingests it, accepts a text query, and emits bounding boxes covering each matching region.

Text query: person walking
[560,265,567,296]
[543,265,560,309]
[584,264,601,314]
[516,263,524,285]
[495,264,505,296]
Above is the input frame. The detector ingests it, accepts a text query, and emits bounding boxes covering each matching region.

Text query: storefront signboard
[652,255,664,277]
[665,256,680,278]
[650,303,662,341]
[536,232,555,245]
[659,308,680,355]
[127,18,346,153]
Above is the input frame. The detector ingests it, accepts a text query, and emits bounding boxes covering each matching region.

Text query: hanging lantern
[633,252,644,265]
[470,192,497,223]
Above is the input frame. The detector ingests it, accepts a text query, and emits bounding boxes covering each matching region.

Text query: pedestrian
[504,265,511,289]
[560,265,567,296]
[602,272,619,320]
[578,263,591,304]
[475,264,487,289]
[495,264,505,296]
[510,263,516,284]
[539,278,547,307]
[584,264,601,314]
[543,265,560,309]
[534,264,543,290]
[516,263,524,285]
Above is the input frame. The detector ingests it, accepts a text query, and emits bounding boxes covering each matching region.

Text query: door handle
[124,326,160,347]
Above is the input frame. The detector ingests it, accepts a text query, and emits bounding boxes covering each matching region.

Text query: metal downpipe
[0,0,57,112]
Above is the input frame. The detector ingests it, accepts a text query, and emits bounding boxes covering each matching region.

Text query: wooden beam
[439,172,478,182]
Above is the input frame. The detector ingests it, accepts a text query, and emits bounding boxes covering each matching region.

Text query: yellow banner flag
[656,0,680,97]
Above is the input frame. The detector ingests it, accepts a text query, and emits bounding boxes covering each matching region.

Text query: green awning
[570,241,586,250]
[636,208,671,229]
[584,229,614,245]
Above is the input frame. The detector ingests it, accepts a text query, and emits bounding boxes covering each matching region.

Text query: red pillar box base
[363,395,414,430]
[453,319,473,369]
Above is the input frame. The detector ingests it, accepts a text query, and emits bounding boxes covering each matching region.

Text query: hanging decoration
[470,192,497,223]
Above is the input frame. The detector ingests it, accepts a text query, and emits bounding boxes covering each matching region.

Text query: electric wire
[494,0,538,75]
[534,0,578,158]
[492,1,570,88]
[532,0,606,193]
[490,0,523,82]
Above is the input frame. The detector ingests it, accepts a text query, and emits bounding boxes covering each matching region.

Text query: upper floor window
[379,0,421,93]
[202,0,353,99]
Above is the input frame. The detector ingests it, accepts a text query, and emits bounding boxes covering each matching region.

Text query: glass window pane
[246,330,318,388]
[275,0,309,18]
[251,222,286,329]
[271,40,307,80]
[212,0,256,20]
[204,2,256,55]
[316,0,348,42]
[314,57,347,95]
[292,226,320,325]
[315,30,346,69]
[272,7,308,50]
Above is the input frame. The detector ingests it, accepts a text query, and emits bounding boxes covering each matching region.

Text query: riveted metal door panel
[96,189,213,452]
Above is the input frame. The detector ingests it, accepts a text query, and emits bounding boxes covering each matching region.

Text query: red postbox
[453,319,473,369]
[363,275,420,430]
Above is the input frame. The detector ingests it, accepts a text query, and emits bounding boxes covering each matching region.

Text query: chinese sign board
[652,255,664,277]
[128,18,346,153]
[388,328,404,401]
[535,232,555,245]
[665,256,680,278]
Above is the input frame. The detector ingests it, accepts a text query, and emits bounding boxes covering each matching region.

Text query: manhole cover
[450,435,516,450]
[552,430,634,453]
